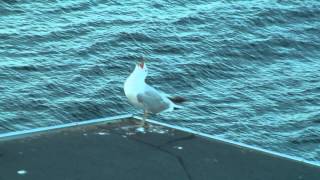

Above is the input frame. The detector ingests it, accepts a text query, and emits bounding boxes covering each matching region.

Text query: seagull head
[133,58,148,79]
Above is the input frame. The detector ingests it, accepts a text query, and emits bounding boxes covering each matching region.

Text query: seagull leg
[142,110,147,127]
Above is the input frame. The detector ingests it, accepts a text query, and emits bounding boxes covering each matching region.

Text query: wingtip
[168,96,187,104]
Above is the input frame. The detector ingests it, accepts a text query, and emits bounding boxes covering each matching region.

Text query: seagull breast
[124,64,146,109]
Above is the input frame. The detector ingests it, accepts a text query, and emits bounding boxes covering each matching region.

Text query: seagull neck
[127,72,146,85]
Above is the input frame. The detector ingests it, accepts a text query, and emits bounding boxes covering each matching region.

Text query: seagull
[124,59,185,126]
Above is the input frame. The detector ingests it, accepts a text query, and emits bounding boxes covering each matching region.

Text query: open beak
[138,58,144,69]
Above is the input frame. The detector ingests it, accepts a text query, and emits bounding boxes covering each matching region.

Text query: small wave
[46,1,93,14]
[116,32,156,43]
[79,65,105,77]
[290,127,320,145]
[310,114,320,124]
[152,44,185,54]
[77,41,110,55]
[173,14,206,25]
[1,0,19,4]
[0,33,17,41]
[78,32,156,55]
[250,5,320,27]
[177,60,248,80]
[110,19,143,26]
[18,25,91,44]
[47,28,89,41]
[7,63,70,73]
[313,119,320,124]
[291,138,320,145]
[151,2,166,9]
[55,100,109,121]
[44,81,78,97]
[9,65,39,72]
[0,7,25,16]
[1,97,50,112]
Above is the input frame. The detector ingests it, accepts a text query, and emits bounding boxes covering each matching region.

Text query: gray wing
[137,87,170,114]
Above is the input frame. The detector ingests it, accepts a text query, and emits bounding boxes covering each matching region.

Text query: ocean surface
[1,0,320,164]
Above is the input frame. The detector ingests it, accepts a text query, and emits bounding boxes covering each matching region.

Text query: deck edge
[0,114,133,140]
[1,114,318,168]
[133,116,320,168]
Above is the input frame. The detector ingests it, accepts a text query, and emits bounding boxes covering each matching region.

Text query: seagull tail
[168,96,187,104]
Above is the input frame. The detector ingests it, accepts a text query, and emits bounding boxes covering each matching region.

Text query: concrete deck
[0,114,319,180]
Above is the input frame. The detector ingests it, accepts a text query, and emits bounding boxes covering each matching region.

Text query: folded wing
[137,86,173,114]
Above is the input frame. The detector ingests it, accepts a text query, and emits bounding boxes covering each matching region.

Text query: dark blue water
[1,0,320,163]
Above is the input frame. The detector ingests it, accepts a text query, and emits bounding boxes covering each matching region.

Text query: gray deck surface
[0,118,319,180]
